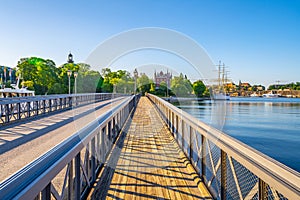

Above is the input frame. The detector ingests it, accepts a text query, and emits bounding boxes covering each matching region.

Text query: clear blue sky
[0,0,299,87]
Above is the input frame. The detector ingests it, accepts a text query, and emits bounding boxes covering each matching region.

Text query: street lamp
[67,70,72,95]
[74,71,78,94]
[133,68,138,95]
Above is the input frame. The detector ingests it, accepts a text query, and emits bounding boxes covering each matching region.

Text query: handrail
[147,93,300,200]
[0,95,137,199]
[0,93,128,125]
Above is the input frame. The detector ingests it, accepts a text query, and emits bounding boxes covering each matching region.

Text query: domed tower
[67,52,74,63]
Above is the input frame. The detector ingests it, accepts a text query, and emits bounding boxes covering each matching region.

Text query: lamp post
[134,68,138,95]
[74,72,78,94]
[133,68,138,107]
[67,70,72,95]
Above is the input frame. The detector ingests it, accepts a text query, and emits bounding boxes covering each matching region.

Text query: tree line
[10,56,209,97]
[268,82,300,90]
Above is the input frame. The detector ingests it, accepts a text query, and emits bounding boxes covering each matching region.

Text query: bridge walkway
[89,97,212,199]
[0,97,127,182]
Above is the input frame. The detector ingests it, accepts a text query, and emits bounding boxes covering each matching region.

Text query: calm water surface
[178,97,300,172]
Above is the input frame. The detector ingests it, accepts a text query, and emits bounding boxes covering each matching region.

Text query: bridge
[0,93,299,199]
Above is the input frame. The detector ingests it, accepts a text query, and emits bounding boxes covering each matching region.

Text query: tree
[77,70,103,93]
[48,83,66,94]
[137,74,151,95]
[171,74,193,97]
[192,80,206,97]
[17,57,59,95]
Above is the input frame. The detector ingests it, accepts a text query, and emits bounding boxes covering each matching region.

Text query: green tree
[192,80,206,97]
[137,73,151,95]
[17,57,59,95]
[22,80,34,90]
[171,73,193,97]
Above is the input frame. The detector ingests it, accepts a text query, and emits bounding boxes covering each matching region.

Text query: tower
[68,52,74,64]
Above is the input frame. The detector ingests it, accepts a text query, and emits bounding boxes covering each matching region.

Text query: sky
[0,0,300,87]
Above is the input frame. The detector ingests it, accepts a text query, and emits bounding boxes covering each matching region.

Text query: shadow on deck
[88,97,212,200]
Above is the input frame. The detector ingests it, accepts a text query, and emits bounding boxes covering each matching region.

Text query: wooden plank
[89,97,212,199]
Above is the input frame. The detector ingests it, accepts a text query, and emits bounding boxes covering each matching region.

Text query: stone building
[154,70,172,88]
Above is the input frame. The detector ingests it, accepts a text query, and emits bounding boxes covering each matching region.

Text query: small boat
[250,93,259,97]
[0,87,35,98]
[0,76,35,98]
[262,91,278,98]
[212,92,230,100]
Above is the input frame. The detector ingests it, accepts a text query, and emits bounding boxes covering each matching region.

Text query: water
[177,97,300,172]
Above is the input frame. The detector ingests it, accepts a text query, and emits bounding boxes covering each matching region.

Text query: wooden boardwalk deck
[89,97,212,200]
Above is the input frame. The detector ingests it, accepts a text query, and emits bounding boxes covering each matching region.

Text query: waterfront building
[154,70,172,88]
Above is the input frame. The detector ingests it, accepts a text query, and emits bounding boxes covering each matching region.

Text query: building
[154,70,172,88]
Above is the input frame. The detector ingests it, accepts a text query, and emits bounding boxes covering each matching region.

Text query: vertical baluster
[27,102,31,117]
[259,179,267,200]
[176,115,179,141]
[221,150,227,200]
[17,102,21,120]
[68,160,74,200]
[101,127,106,163]
[181,120,185,149]
[43,99,46,114]
[91,138,96,182]
[36,100,39,116]
[41,183,51,200]
[74,153,81,200]
[189,127,193,160]
[201,135,207,182]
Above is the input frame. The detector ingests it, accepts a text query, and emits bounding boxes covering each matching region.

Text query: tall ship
[211,61,230,100]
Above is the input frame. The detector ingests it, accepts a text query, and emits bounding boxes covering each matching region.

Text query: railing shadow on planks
[147,93,300,200]
[0,95,139,200]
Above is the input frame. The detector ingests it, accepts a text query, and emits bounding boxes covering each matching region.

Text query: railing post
[91,138,96,182]
[176,115,179,141]
[101,127,106,163]
[36,100,39,116]
[74,153,81,200]
[17,102,21,120]
[68,160,74,200]
[43,99,46,114]
[201,135,206,182]
[108,121,112,151]
[221,150,227,200]
[41,183,51,200]
[259,179,267,200]
[49,99,52,112]
[27,102,31,117]
[181,120,185,149]
[189,127,193,159]
[60,98,63,110]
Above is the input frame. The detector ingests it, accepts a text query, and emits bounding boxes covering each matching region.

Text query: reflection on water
[178,97,300,172]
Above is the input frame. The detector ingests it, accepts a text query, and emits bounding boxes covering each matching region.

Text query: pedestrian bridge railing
[0,93,125,125]
[147,94,300,200]
[0,95,137,200]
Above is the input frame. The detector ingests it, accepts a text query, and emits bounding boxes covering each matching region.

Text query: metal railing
[0,93,125,125]
[0,95,137,200]
[147,94,300,200]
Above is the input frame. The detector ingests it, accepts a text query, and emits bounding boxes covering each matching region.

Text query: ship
[211,61,230,100]
[0,76,35,98]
